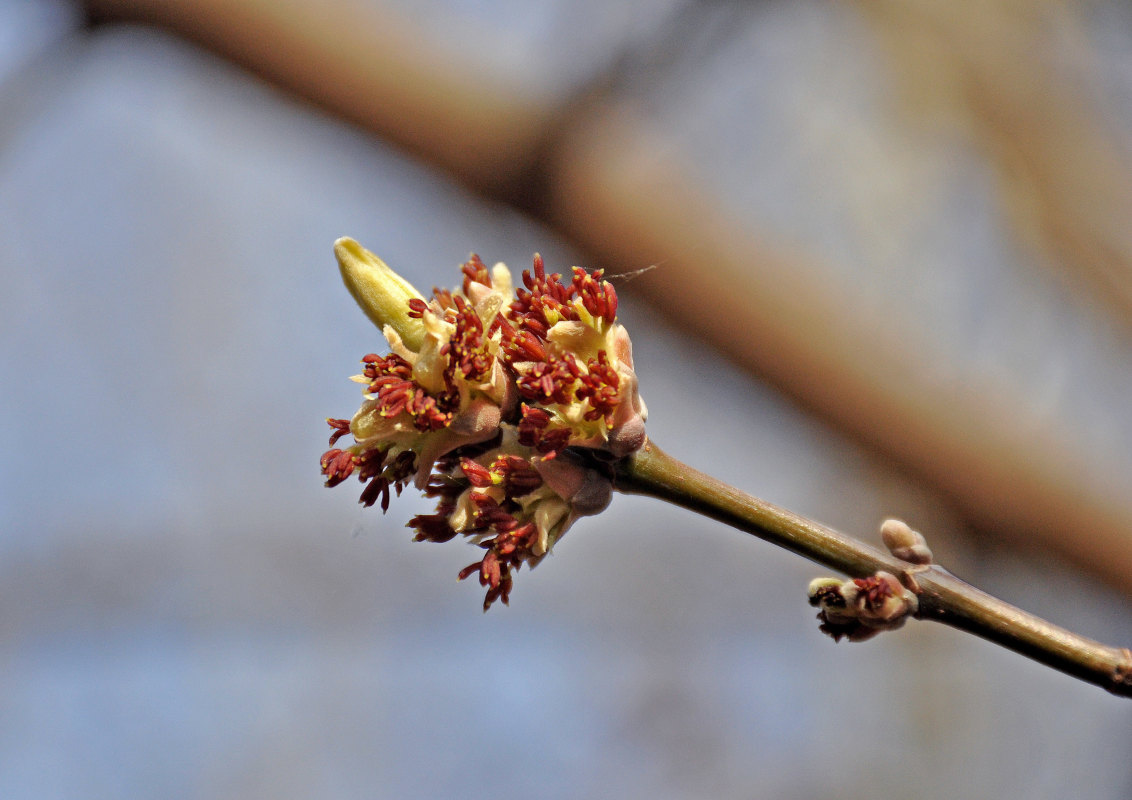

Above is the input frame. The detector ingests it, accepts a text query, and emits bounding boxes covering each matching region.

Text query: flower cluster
[321,238,647,609]
[807,572,919,642]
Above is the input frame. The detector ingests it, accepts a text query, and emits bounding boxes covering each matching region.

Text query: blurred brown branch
[86,0,1132,594]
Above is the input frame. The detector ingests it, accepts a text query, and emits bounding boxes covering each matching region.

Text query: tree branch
[612,439,1132,698]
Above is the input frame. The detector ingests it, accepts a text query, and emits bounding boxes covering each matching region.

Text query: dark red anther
[326,418,352,446]
[509,330,547,362]
[516,356,578,405]
[519,404,551,426]
[457,561,482,582]
[431,288,456,312]
[537,428,571,457]
[491,454,542,495]
[474,504,519,531]
[520,316,548,339]
[407,298,429,318]
[602,281,618,323]
[358,475,388,508]
[353,448,389,480]
[377,383,411,418]
[854,575,894,610]
[469,492,498,509]
[409,512,459,543]
[320,448,357,487]
[517,404,570,456]
[460,253,492,294]
[575,350,621,423]
[459,458,494,488]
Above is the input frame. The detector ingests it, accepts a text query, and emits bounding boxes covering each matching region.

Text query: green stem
[612,439,1132,698]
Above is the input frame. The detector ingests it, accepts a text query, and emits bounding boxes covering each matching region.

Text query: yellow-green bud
[334,237,426,350]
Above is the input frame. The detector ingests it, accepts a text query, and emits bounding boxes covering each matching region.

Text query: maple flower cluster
[320,238,647,609]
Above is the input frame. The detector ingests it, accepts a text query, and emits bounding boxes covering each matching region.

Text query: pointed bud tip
[332,237,426,349]
[333,235,362,258]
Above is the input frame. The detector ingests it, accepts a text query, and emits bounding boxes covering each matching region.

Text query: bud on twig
[880,518,933,565]
[808,571,918,642]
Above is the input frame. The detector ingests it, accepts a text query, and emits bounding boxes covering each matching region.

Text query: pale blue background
[1,2,1130,798]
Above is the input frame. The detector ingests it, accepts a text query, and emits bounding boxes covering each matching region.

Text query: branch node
[1112,648,1132,695]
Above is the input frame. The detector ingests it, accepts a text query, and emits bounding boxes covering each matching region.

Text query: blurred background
[2,0,1132,797]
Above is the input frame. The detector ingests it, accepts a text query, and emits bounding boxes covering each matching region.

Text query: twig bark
[612,439,1132,698]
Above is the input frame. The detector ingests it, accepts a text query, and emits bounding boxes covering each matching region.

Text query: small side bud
[807,577,845,608]
[880,518,933,565]
[807,571,918,643]
[808,577,859,636]
[534,452,613,516]
[607,415,647,458]
[854,572,918,626]
[334,237,427,350]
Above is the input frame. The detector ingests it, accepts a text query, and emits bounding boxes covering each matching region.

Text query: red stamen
[460,458,494,488]
[320,448,357,487]
[407,298,429,319]
[854,576,894,610]
[409,512,459,543]
[490,454,542,495]
[575,350,621,424]
[326,418,352,446]
[460,253,492,294]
